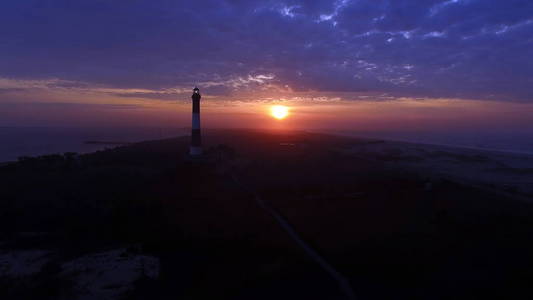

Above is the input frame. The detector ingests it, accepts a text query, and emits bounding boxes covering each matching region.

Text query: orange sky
[2,76,533,133]
[3,89,533,136]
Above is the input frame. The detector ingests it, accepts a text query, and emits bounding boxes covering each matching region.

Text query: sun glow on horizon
[270,105,289,120]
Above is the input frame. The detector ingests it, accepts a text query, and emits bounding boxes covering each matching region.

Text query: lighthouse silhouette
[190,87,202,156]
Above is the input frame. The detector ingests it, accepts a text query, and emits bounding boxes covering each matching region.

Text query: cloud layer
[1,0,532,101]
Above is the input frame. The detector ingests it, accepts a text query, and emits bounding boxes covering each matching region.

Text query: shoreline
[312,130,533,157]
[3,129,533,165]
[0,143,125,166]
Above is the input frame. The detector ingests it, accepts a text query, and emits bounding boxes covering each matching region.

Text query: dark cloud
[0,0,532,100]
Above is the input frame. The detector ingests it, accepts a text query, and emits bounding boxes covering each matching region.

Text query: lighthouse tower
[190,87,202,156]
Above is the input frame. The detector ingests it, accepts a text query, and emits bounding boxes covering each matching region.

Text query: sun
[270,105,289,120]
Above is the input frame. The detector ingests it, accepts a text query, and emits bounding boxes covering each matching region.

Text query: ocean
[326,129,533,155]
[2,127,533,163]
[0,127,187,163]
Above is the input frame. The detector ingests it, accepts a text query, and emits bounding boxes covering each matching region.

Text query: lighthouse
[190,87,202,156]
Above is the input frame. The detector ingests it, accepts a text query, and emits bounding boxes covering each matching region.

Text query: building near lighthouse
[190,87,202,156]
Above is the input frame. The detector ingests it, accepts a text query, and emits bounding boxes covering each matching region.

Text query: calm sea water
[327,129,533,155]
[0,127,187,162]
[2,127,533,162]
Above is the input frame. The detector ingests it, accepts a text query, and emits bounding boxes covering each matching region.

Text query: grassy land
[1,129,533,299]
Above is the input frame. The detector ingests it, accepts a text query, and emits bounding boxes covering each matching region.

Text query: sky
[1,0,533,133]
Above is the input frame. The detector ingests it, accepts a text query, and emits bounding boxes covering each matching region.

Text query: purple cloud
[0,0,532,101]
